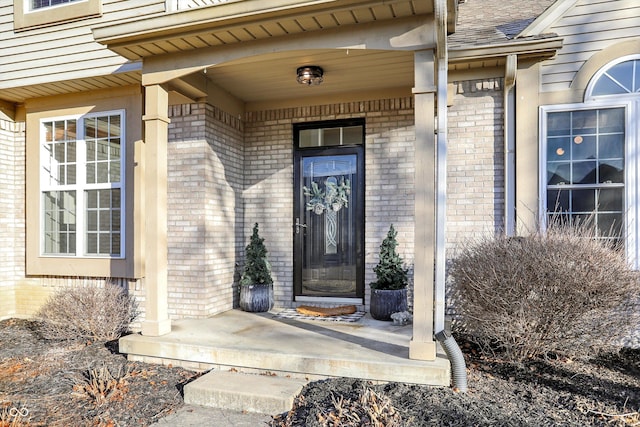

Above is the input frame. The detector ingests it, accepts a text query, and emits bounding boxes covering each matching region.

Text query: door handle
[295,218,307,234]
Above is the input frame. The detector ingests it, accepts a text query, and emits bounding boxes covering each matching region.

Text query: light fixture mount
[296,65,324,85]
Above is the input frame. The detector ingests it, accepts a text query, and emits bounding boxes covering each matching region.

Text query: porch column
[410,49,437,361]
[141,84,172,336]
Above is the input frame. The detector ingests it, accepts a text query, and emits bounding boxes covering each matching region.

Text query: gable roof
[448,0,558,48]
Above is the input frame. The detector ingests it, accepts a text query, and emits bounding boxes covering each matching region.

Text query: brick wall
[244,98,416,309]
[446,78,505,255]
[0,118,24,318]
[167,103,244,318]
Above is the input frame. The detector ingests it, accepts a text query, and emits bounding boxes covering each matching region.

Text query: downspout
[434,0,467,392]
[434,0,447,339]
[504,55,517,235]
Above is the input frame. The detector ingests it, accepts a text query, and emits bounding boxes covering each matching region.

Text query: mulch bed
[0,318,199,427]
[2,317,640,426]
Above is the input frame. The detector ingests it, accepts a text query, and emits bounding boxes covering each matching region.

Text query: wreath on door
[303,176,351,215]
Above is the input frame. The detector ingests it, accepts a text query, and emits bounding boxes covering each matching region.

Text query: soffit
[93,0,435,60]
[201,48,415,106]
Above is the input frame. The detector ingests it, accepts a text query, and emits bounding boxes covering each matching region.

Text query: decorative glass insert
[40,112,124,257]
[545,107,625,243]
[31,0,81,10]
[592,59,640,96]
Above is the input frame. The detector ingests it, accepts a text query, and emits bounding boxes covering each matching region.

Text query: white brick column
[141,84,172,336]
[410,49,437,361]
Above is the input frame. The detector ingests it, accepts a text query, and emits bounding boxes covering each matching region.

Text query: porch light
[297,66,324,85]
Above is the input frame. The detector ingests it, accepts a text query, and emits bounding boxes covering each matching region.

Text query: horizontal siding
[0,0,164,91]
[540,0,640,93]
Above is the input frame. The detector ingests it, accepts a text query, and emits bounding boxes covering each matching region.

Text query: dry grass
[450,217,640,361]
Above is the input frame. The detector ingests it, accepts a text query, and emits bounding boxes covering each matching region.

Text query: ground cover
[1,318,639,426]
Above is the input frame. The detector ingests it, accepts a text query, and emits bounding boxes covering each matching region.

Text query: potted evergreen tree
[369,224,408,320]
[239,223,274,312]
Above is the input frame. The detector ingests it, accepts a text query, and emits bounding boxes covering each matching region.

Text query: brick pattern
[167,103,244,318]
[2,86,506,322]
[244,98,416,310]
[0,119,25,318]
[446,78,505,254]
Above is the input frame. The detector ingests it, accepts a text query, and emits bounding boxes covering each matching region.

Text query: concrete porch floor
[120,309,451,386]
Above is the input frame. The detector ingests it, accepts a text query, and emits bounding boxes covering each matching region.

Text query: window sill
[14,0,102,31]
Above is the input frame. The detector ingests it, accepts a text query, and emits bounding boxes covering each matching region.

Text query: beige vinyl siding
[0,0,164,91]
[540,0,640,93]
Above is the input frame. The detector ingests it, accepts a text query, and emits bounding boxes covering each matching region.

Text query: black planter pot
[239,284,274,312]
[369,288,408,321]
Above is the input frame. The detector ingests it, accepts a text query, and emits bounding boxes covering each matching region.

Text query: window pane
[598,188,623,212]
[572,110,597,134]
[573,161,597,184]
[599,108,625,133]
[547,162,570,185]
[85,189,121,256]
[547,112,571,136]
[299,124,364,147]
[599,160,623,183]
[43,119,77,186]
[572,135,596,160]
[547,189,569,212]
[43,191,76,255]
[85,115,122,184]
[545,107,625,244]
[599,134,624,159]
[547,137,570,161]
[607,60,634,92]
[572,189,595,212]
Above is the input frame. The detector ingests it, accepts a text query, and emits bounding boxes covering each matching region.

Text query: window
[14,0,101,30]
[542,107,626,245]
[40,111,125,257]
[31,0,81,10]
[541,56,640,267]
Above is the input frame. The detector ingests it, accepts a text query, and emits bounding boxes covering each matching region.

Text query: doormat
[274,306,365,323]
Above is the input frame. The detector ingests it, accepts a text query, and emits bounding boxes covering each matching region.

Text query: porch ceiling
[198,48,415,107]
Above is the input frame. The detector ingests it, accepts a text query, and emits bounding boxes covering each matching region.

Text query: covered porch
[120,308,450,386]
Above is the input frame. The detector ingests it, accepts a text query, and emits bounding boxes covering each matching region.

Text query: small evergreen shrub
[450,218,640,361]
[240,223,273,286]
[371,225,408,290]
[36,282,138,342]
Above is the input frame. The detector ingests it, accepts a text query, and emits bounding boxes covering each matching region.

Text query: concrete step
[184,370,308,415]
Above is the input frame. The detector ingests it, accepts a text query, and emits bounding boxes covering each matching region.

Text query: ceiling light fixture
[296,66,324,85]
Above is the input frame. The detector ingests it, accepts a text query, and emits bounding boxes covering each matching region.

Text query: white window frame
[39,110,126,259]
[539,100,638,268]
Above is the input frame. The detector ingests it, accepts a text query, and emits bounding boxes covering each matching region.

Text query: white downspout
[504,55,517,235]
[434,0,447,335]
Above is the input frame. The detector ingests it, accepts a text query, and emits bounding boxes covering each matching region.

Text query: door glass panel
[300,154,357,296]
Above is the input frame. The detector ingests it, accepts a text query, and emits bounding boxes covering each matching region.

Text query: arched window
[541,56,640,268]
[588,57,640,97]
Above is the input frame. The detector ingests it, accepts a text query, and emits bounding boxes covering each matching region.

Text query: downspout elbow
[436,330,468,392]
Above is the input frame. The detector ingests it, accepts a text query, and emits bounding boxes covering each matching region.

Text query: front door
[293,120,365,300]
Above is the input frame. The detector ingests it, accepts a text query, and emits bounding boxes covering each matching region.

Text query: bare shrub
[36,282,138,342]
[72,366,132,407]
[450,217,640,361]
[317,388,402,427]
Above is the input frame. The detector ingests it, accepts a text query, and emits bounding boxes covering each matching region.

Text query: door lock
[295,218,307,234]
